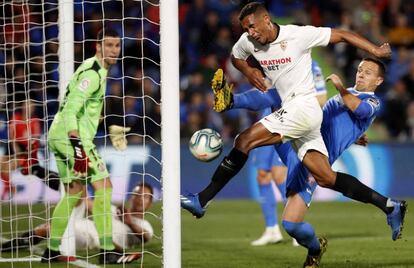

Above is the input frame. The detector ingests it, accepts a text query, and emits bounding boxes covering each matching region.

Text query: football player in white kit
[75,182,154,251]
[1,182,154,255]
[181,2,405,268]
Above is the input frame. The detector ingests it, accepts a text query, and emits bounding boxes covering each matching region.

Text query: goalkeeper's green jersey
[49,56,108,149]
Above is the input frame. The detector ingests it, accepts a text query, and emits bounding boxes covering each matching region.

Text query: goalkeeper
[42,28,132,264]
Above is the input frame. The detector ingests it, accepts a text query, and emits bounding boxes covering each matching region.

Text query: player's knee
[312,170,336,188]
[234,132,255,153]
[315,176,335,188]
[65,181,83,194]
[257,170,271,184]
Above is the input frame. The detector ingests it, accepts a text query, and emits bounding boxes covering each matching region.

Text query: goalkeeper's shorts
[49,141,109,184]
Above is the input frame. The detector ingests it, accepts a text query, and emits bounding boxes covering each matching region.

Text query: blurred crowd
[1,0,414,145]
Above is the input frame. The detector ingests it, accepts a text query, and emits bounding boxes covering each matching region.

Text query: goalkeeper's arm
[109,125,131,151]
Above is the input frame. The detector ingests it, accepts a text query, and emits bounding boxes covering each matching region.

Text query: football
[189,128,223,162]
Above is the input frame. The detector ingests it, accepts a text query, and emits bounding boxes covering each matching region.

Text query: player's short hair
[96,28,120,43]
[362,57,386,78]
[239,2,267,21]
[133,182,154,201]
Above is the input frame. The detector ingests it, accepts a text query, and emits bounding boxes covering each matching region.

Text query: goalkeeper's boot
[387,200,407,240]
[303,237,328,268]
[99,249,142,264]
[211,68,234,112]
[180,193,206,219]
[41,248,76,263]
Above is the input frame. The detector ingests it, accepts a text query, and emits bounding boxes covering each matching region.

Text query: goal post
[58,0,76,257]
[160,0,181,267]
[58,0,74,101]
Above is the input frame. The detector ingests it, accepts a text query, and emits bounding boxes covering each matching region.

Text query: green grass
[1,199,413,267]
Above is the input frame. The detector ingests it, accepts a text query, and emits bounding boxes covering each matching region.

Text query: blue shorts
[251,145,284,171]
[274,143,317,206]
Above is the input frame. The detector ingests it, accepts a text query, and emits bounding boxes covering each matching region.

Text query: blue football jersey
[274,87,380,204]
[321,88,381,164]
[312,61,327,95]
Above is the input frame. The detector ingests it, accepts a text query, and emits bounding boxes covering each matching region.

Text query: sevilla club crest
[280,41,287,51]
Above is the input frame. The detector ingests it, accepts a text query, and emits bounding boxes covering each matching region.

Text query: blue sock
[282,220,320,255]
[276,180,286,201]
[259,183,277,227]
[233,89,281,111]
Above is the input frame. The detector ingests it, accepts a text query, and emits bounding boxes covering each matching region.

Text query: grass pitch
[0,199,413,267]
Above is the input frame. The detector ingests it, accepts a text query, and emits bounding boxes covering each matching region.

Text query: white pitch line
[0,257,41,262]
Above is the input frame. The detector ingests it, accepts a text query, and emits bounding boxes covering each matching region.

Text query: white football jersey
[232,24,331,103]
[74,206,153,250]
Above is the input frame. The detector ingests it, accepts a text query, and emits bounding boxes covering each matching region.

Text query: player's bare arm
[123,209,152,242]
[330,29,391,58]
[231,55,267,91]
[326,74,361,112]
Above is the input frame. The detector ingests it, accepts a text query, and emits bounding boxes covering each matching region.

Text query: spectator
[384,80,411,139]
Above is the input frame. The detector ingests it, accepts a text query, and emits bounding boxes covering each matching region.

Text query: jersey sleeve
[60,70,101,132]
[353,96,381,119]
[232,33,251,60]
[296,25,331,50]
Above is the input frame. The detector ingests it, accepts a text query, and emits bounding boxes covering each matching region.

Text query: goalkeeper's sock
[93,187,115,251]
[333,172,392,214]
[258,183,277,227]
[198,148,248,207]
[49,191,82,251]
[282,220,320,255]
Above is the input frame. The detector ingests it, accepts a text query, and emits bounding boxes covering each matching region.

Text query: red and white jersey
[232,24,331,103]
[9,113,41,147]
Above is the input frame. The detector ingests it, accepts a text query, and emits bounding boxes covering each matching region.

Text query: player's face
[97,36,121,66]
[241,13,273,45]
[355,61,383,92]
[130,185,153,212]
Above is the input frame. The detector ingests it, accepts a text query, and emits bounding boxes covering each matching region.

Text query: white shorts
[74,217,153,250]
[74,219,100,250]
[259,95,328,161]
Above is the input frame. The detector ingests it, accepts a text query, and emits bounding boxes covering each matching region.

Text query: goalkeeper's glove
[109,125,131,151]
[69,136,91,177]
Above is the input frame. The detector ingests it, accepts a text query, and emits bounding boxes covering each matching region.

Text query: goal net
[0,0,180,267]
